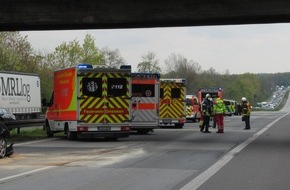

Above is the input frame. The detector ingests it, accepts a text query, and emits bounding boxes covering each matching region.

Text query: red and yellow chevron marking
[186,105,193,117]
[79,72,130,124]
[159,82,185,119]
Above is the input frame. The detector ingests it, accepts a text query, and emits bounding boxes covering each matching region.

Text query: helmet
[205,94,211,98]
[242,97,247,101]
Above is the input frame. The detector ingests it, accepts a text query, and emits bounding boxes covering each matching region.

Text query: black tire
[66,130,77,140]
[45,121,54,138]
[137,129,151,134]
[0,138,7,159]
[175,123,184,128]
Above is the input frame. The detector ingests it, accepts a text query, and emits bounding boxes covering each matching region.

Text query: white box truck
[0,71,41,119]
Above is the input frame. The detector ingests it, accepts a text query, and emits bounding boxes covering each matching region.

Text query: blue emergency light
[77,63,93,69]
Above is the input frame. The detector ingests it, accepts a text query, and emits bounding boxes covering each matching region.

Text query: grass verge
[8,128,63,143]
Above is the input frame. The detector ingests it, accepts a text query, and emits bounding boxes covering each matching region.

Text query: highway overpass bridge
[1,0,290,31]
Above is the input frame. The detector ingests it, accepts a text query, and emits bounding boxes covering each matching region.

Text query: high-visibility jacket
[213,98,226,114]
[241,101,251,116]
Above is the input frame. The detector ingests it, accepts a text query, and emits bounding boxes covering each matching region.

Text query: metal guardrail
[4,119,45,133]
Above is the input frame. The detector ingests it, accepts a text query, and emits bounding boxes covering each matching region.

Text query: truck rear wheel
[45,121,54,138]
[66,130,77,140]
[137,129,151,134]
[0,138,7,158]
[175,123,184,128]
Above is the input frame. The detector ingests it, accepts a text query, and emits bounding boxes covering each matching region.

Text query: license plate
[97,126,111,131]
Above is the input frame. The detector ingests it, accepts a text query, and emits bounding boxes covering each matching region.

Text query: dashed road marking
[180,113,288,190]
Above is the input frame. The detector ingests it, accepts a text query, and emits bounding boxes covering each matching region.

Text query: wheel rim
[0,138,7,158]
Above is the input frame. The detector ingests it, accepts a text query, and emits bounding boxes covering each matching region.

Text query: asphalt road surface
[1,98,290,190]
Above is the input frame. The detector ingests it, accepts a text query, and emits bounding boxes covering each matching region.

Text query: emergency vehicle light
[161,78,186,83]
[77,63,93,69]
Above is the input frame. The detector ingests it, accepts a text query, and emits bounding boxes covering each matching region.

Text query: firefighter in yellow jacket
[213,97,226,133]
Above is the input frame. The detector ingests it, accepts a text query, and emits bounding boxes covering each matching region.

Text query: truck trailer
[0,71,41,119]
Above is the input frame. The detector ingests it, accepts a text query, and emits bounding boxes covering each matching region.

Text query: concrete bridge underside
[1,0,290,31]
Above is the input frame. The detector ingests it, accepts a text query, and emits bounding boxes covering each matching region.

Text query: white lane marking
[180,113,288,190]
[0,166,57,183]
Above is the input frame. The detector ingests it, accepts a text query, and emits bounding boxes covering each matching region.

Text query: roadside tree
[137,52,161,73]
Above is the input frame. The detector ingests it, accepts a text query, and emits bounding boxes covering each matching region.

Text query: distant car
[0,108,16,121]
[0,108,15,158]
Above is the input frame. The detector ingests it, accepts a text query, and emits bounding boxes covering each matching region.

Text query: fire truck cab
[44,64,132,140]
[198,88,223,103]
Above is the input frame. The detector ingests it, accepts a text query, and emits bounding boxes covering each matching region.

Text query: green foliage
[223,73,261,104]
[46,34,104,69]
[50,40,82,68]
[82,34,104,65]
[101,47,125,68]
[0,32,289,106]
[137,52,161,73]
[9,128,62,142]
[198,67,222,89]
[163,53,201,94]
[0,32,37,73]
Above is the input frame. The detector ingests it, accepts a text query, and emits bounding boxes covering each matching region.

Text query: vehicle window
[0,109,3,115]
[82,78,102,97]
[132,84,155,97]
[48,92,54,106]
[202,92,218,99]
[211,93,219,99]
[171,88,181,98]
[186,99,192,105]
[108,78,127,97]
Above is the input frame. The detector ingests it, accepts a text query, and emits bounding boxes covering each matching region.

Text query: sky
[20,23,290,74]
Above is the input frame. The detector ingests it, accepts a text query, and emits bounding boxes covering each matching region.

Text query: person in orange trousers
[213,97,226,133]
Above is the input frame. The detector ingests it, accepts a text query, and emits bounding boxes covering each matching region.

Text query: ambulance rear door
[77,69,131,130]
[160,79,186,127]
[131,73,160,129]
